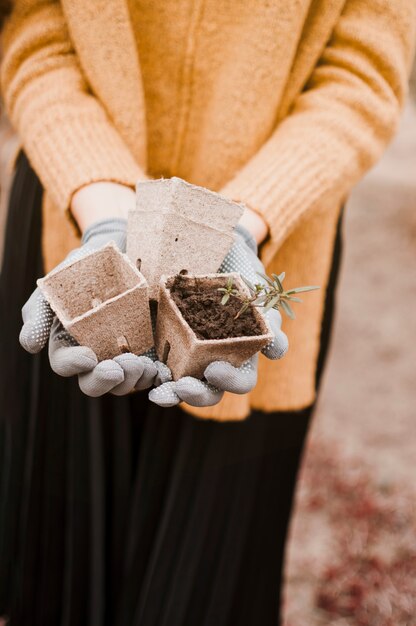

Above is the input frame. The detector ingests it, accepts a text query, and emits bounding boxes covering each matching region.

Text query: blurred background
[1,57,416,626]
[284,61,416,624]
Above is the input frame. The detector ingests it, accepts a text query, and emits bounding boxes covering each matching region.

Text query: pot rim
[38,242,148,327]
[160,272,274,346]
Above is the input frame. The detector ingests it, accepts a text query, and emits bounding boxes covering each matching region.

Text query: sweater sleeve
[0,0,145,213]
[221,0,416,263]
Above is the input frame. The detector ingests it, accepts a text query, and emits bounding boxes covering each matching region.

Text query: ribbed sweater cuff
[23,113,147,212]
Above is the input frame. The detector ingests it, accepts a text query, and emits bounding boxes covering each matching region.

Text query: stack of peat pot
[38,178,273,381]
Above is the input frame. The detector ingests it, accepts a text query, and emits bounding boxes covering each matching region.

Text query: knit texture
[1,0,415,419]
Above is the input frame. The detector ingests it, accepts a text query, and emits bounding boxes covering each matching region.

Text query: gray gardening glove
[20,218,170,397]
[149,224,288,408]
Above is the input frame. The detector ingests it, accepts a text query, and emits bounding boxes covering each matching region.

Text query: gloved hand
[20,218,170,397]
[149,224,288,408]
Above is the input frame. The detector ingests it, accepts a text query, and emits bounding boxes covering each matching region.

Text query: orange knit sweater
[1,0,415,420]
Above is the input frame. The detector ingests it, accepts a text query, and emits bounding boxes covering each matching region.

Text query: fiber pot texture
[127,177,244,299]
[155,272,273,380]
[38,243,153,361]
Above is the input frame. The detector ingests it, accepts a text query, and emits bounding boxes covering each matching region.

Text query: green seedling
[218,272,319,320]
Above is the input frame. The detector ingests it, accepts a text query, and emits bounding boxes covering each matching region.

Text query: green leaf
[227,276,234,290]
[272,273,285,292]
[241,275,256,292]
[221,294,230,305]
[286,286,320,294]
[252,295,268,306]
[264,295,280,312]
[285,296,302,303]
[256,272,275,287]
[235,301,250,319]
[217,287,227,293]
[281,299,295,320]
[272,272,286,285]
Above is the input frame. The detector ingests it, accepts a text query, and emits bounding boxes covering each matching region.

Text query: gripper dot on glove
[19,290,55,353]
[218,238,260,286]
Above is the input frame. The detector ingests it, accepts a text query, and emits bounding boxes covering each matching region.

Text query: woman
[0,1,414,624]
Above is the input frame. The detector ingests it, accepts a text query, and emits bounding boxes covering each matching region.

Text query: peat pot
[127,177,244,299]
[38,243,153,361]
[155,272,273,380]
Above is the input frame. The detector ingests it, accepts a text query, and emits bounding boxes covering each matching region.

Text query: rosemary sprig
[218,272,319,320]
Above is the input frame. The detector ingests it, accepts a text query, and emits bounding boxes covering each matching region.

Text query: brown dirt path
[284,101,416,624]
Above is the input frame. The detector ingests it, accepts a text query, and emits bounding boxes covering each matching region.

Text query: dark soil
[169,275,263,340]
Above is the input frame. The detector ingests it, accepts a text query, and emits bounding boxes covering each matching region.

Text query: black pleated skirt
[0,154,342,626]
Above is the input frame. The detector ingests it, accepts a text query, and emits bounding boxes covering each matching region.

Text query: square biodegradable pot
[127,177,244,299]
[155,272,274,380]
[37,243,154,361]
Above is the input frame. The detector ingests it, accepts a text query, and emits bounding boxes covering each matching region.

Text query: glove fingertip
[204,360,227,376]
[154,361,173,386]
[19,324,45,354]
[50,346,98,377]
[140,356,158,373]
[262,332,289,360]
[134,357,159,391]
[204,360,257,394]
[175,378,224,407]
[78,360,124,397]
[149,382,181,407]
